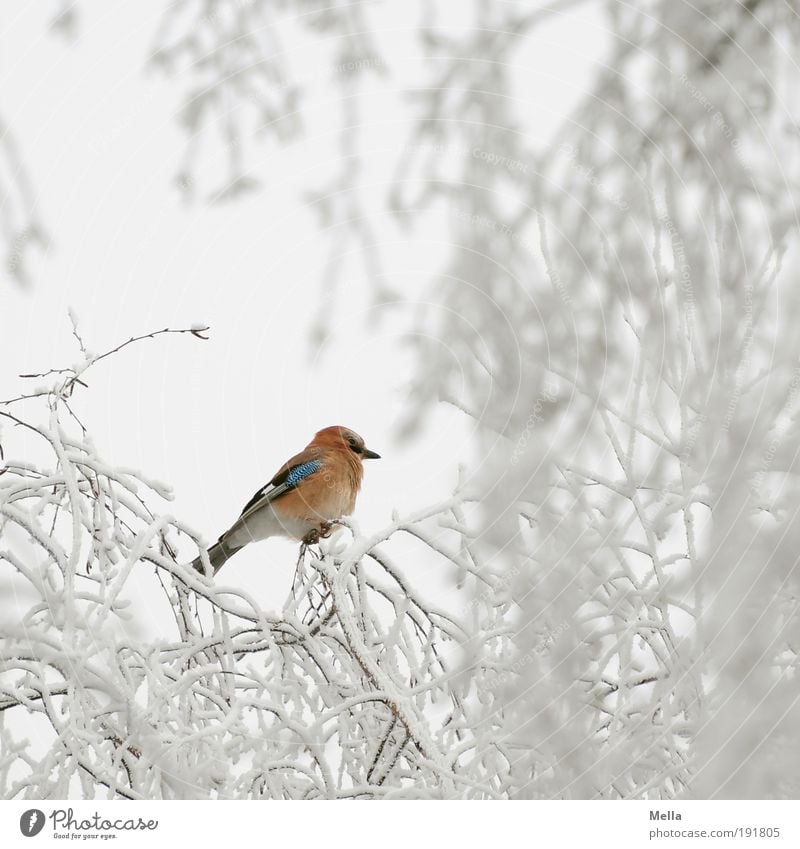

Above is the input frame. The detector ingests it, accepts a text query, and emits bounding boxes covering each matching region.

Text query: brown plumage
[191,426,380,575]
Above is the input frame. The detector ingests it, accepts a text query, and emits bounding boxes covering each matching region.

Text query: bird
[191,425,380,575]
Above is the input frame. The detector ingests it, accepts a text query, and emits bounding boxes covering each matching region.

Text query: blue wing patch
[285,459,323,487]
[239,459,324,517]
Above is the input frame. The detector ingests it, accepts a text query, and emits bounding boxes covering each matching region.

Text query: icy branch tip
[190,323,210,340]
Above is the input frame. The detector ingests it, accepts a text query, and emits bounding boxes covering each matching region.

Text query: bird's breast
[276,466,358,523]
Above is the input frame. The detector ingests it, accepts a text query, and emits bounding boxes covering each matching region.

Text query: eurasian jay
[192,425,380,574]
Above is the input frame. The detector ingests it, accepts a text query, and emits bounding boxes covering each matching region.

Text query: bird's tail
[191,537,240,576]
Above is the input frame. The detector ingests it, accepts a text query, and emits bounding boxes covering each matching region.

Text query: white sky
[0,0,608,610]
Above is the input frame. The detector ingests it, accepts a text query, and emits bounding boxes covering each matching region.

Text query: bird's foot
[299,529,323,564]
[302,528,321,546]
[302,521,338,546]
[317,521,338,539]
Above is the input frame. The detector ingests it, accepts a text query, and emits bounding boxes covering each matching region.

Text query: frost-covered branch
[0,323,519,799]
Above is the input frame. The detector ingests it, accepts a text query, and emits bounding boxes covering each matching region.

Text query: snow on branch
[0,321,518,798]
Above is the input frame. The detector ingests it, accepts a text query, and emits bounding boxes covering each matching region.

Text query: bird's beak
[362,447,381,459]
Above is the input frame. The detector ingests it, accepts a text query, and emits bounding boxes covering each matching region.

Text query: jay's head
[314,426,381,460]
